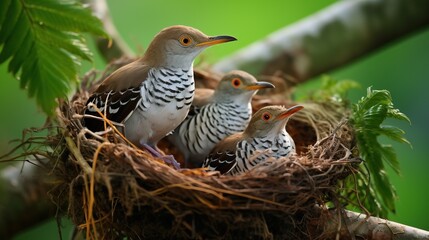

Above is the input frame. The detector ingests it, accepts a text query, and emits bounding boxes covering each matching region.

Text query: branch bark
[322,209,429,239]
[213,0,429,82]
[87,0,134,62]
[2,0,429,238]
[0,162,56,239]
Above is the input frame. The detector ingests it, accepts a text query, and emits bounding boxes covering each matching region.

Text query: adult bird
[167,70,274,167]
[203,105,303,175]
[83,25,236,168]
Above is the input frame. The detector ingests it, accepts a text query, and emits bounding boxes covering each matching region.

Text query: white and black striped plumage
[203,105,304,175]
[167,70,274,167]
[83,25,236,149]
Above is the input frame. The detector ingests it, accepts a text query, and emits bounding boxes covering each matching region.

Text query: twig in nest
[25,63,360,239]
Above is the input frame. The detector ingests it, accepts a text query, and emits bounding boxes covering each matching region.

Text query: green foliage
[350,87,411,217]
[303,78,410,217]
[304,75,360,104]
[0,0,107,115]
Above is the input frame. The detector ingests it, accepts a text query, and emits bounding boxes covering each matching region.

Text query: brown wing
[192,88,214,107]
[95,60,151,93]
[202,133,242,174]
[83,60,151,132]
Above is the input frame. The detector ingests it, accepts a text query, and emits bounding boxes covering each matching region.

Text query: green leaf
[380,145,400,174]
[388,108,411,124]
[19,50,38,90]
[0,0,107,115]
[8,32,34,76]
[361,104,388,128]
[362,88,392,108]
[349,87,411,217]
[304,75,360,104]
[372,168,396,212]
[0,11,29,63]
[25,0,107,36]
[33,25,92,61]
[0,0,20,45]
[26,42,78,110]
[366,178,389,216]
[0,0,12,29]
[376,125,411,146]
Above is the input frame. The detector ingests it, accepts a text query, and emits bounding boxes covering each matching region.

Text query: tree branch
[2,0,429,238]
[0,162,56,239]
[213,0,429,82]
[87,0,134,62]
[322,209,429,239]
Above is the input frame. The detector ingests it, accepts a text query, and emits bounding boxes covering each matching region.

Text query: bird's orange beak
[245,81,275,91]
[196,35,237,47]
[276,105,304,120]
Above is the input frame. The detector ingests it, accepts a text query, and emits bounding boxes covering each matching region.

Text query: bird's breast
[125,67,195,146]
[179,102,251,158]
[231,131,295,174]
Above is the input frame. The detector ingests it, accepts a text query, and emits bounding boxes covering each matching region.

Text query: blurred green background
[1,0,427,239]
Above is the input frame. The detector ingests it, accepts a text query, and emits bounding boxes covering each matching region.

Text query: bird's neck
[259,128,288,141]
[142,48,196,70]
[268,123,288,139]
[246,122,288,142]
[213,91,254,106]
[165,54,197,69]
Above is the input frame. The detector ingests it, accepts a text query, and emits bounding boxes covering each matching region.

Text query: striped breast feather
[145,68,194,109]
[84,86,141,132]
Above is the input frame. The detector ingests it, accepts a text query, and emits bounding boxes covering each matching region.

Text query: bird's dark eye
[232,78,241,88]
[262,112,271,121]
[179,35,193,46]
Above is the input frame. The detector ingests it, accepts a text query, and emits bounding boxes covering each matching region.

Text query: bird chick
[167,70,274,167]
[203,105,303,175]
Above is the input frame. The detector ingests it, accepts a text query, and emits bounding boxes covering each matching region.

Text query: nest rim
[49,63,360,239]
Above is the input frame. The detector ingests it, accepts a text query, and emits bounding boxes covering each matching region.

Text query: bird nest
[47,59,361,239]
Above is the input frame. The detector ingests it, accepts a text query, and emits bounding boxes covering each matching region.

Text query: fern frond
[0,0,107,115]
[350,87,411,217]
[305,75,360,104]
